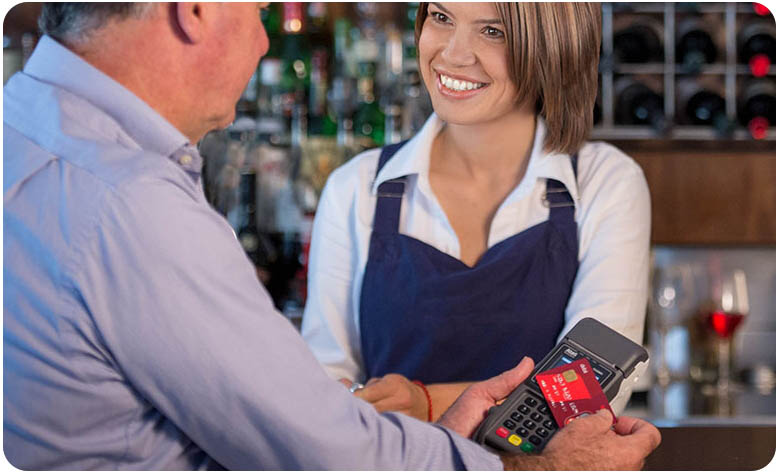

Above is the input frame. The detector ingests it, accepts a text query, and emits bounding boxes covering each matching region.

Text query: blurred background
[4,1,776,436]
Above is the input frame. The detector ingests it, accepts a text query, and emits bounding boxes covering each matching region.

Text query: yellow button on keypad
[508,434,522,446]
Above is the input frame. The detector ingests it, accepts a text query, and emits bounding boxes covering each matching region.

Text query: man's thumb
[481,356,535,401]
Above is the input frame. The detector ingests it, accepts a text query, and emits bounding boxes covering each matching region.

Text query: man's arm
[75,176,500,470]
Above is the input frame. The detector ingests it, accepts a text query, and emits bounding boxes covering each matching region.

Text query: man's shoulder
[4,121,182,197]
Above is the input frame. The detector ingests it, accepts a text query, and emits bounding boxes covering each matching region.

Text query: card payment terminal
[471,318,649,454]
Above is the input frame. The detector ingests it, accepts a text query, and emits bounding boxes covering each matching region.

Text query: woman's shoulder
[320,147,382,204]
[576,140,647,190]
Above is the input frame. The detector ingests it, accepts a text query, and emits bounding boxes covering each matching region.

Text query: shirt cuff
[434,424,504,470]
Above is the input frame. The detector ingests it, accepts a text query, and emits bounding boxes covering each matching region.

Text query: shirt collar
[371,114,579,202]
[372,113,443,194]
[23,36,201,173]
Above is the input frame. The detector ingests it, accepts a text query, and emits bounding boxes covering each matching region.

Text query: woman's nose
[440,30,476,66]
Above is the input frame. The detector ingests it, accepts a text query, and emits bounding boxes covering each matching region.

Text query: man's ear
[173,2,206,43]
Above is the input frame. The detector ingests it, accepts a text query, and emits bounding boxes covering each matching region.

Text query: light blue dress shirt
[3,35,503,471]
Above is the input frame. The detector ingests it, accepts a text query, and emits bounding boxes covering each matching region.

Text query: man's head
[38,3,155,44]
[38,2,269,143]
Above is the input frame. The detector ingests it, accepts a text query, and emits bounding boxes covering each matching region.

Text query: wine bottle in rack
[614,77,668,133]
[738,80,775,140]
[676,18,718,73]
[613,18,664,64]
[738,20,775,78]
[676,78,732,136]
[593,101,602,126]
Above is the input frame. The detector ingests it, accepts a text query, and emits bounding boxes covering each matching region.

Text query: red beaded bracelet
[412,380,433,422]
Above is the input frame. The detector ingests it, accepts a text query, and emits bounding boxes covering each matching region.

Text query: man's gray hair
[38,3,153,43]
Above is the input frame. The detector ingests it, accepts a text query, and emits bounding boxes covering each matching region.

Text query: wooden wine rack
[594,2,776,141]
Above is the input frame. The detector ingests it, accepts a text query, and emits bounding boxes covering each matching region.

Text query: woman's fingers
[356,378,397,403]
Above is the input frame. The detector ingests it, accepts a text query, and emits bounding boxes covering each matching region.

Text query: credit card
[534,358,615,428]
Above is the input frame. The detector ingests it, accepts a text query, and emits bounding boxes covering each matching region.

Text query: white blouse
[301,114,651,382]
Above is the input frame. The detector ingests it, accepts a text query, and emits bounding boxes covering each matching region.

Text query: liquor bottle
[306,2,329,46]
[261,2,282,59]
[613,19,664,64]
[354,62,385,149]
[256,58,286,144]
[236,170,275,276]
[352,4,385,149]
[308,48,336,137]
[738,80,775,140]
[279,3,310,119]
[738,21,775,77]
[400,2,432,139]
[676,18,718,72]
[378,25,405,145]
[329,18,358,159]
[752,3,772,17]
[593,101,602,126]
[676,79,732,135]
[403,2,421,64]
[615,77,668,133]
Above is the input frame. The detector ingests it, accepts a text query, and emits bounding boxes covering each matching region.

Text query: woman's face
[418,2,519,126]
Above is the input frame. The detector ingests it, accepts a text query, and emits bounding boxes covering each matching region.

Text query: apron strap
[373,140,410,234]
[545,153,578,224]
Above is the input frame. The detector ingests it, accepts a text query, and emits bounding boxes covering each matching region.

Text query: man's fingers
[479,357,534,401]
[338,378,353,389]
[563,408,614,435]
[615,417,662,453]
[613,415,642,435]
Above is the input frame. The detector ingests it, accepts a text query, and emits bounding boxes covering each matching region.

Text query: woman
[302,2,650,422]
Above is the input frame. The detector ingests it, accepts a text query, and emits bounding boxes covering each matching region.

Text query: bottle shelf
[599,2,776,141]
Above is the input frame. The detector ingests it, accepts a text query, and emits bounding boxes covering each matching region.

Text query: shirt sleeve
[301,168,365,382]
[562,157,652,346]
[72,174,503,470]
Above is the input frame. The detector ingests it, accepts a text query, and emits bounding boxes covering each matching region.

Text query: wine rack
[595,2,775,141]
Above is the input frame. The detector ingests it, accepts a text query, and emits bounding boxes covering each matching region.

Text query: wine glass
[707,269,749,411]
[650,264,697,387]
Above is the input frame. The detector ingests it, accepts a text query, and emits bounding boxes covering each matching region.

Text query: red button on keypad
[496,427,510,438]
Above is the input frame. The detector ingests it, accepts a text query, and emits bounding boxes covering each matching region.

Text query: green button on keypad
[520,441,535,453]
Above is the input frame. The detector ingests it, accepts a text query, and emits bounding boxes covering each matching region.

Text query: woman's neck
[433,107,538,185]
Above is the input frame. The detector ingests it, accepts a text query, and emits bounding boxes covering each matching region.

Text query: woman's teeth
[439,73,486,92]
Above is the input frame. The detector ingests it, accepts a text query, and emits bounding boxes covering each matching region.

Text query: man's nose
[441,30,476,66]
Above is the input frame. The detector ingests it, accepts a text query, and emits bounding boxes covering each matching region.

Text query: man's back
[3,38,220,470]
[3,35,502,471]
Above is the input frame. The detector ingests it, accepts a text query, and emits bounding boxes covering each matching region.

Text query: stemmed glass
[707,269,749,413]
[650,264,697,387]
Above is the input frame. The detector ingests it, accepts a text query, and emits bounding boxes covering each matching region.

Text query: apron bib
[359,142,580,383]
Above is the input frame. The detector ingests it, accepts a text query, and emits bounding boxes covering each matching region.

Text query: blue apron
[359,142,580,383]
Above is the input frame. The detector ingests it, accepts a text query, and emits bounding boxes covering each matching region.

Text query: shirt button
[179,154,193,166]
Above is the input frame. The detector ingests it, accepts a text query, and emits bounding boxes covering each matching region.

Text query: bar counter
[643,418,775,470]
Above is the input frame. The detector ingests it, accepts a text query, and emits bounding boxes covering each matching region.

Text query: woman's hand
[352,373,430,421]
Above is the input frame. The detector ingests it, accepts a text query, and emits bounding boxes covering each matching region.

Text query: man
[3,3,660,470]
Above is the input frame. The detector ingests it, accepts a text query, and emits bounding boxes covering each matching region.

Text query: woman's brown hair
[415,3,602,155]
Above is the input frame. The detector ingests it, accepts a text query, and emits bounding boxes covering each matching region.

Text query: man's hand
[437,357,535,438]
[502,409,662,470]
[350,374,429,421]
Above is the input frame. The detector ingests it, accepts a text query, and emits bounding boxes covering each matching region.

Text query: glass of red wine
[707,269,749,406]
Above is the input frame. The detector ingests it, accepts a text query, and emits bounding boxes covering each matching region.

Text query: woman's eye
[483,26,505,39]
[430,11,451,24]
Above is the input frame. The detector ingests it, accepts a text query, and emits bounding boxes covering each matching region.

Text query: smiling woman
[302,2,651,424]
[416,2,601,154]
